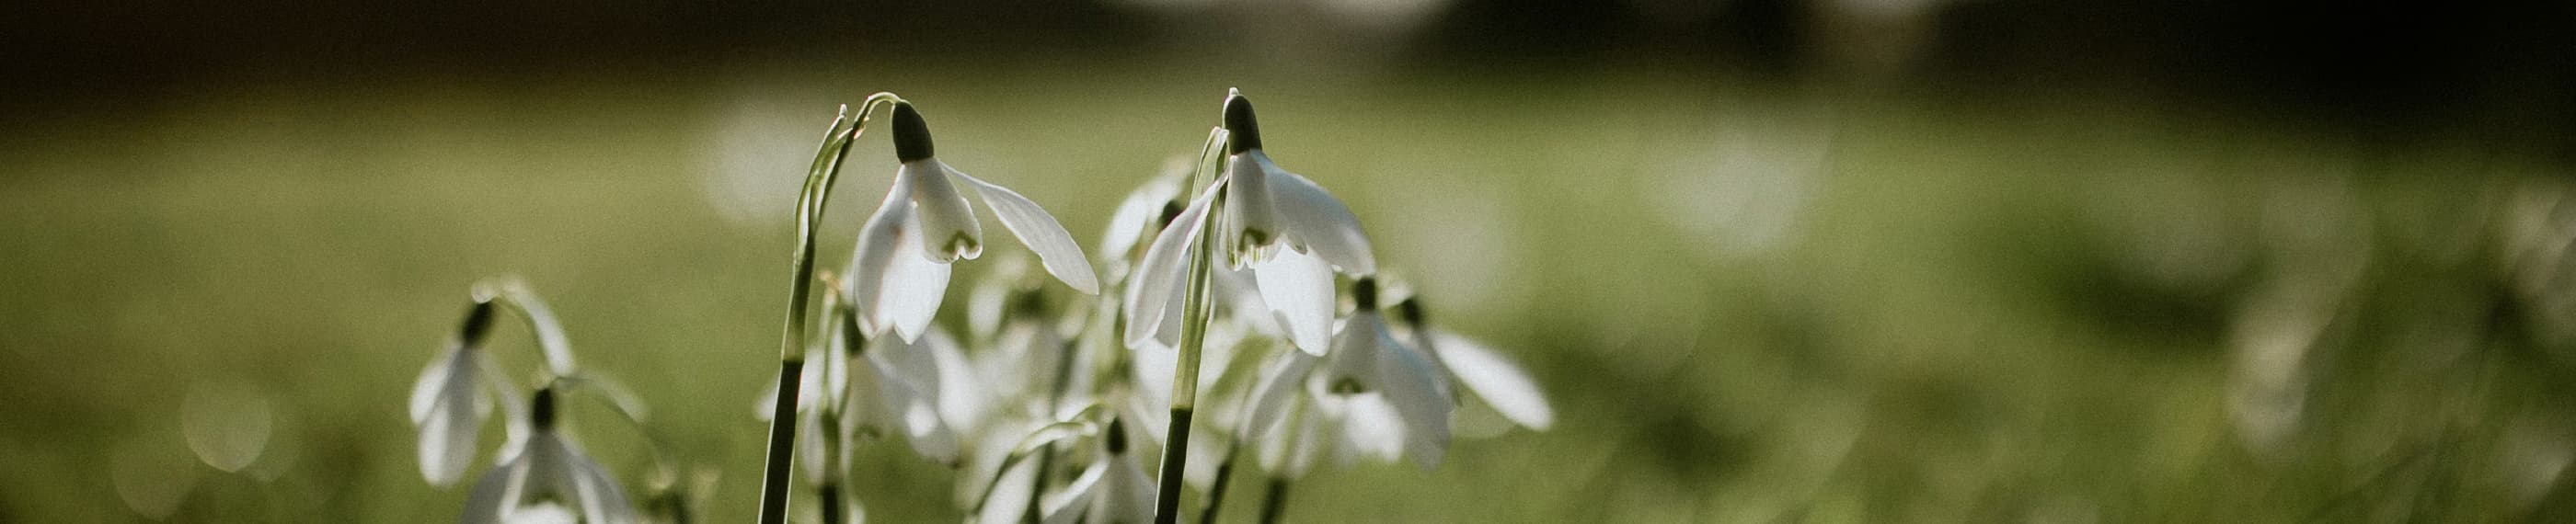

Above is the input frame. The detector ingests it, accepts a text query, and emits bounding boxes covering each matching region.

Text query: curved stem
[1152,127,1232,524]
[760,93,903,524]
[474,278,579,377]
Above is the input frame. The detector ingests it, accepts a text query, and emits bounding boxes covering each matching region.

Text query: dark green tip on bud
[1155,200,1184,231]
[1353,278,1379,312]
[1104,416,1130,455]
[460,298,498,345]
[531,386,558,430]
[891,102,935,162]
[1223,93,1261,154]
[1394,295,1424,326]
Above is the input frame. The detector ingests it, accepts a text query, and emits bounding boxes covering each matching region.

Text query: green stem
[1197,445,1240,524]
[760,93,902,524]
[1257,477,1290,524]
[1152,127,1232,524]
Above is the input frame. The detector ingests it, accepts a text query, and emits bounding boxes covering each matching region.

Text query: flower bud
[531,387,558,430]
[891,102,935,162]
[1223,92,1262,154]
[459,298,498,346]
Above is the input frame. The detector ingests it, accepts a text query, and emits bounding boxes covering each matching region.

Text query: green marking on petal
[1330,377,1368,395]
[944,234,979,260]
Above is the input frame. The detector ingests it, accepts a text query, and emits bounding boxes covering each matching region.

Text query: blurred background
[6,0,2576,521]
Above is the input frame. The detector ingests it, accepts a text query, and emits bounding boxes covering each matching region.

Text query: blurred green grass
[4,63,2570,522]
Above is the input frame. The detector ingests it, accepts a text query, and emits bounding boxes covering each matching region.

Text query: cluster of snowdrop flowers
[409,279,675,524]
[420,89,1548,524]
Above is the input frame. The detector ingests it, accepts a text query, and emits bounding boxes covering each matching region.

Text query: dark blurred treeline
[6,0,2572,153]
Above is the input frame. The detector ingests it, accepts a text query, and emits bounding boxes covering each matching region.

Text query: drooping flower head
[1245,278,1454,472]
[1124,90,1378,356]
[461,387,636,524]
[413,297,505,487]
[848,101,1100,344]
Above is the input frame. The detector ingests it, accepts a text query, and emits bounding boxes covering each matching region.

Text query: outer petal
[902,160,983,262]
[1097,456,1156,524]
[564,443,636,524]
[1431,330,1555,430]
[417,347,486,486]
[1121,182,1219,350]
[1041,462,1105,524]
[866,350,959,464]
[1376,335,1453,470]
[1262,159,1376,275]
[1243,351,1318,439]
[879,212,954,343]
[951,168,1100,294]
[458,458,522,524]
[409,344,461,424]
[1099,170,1183,271]
[845,184,914,336]
[1250,248,1336,355]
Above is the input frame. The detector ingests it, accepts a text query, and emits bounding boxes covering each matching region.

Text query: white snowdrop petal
[1340,396,1409,464]
[845,185,914,336]
[1103,456,1157,524]
[1122,183,1218,349]
[1133,337,1177,408]
[1251,248,1336,355]
[923,330,990,430]
[951,168,1100,294]
[567,449,636,524]
[1244,351,1318,438]
[1041,463,1106,524]
[1264,165,1376,275]
[901,160,983,262]
[879,212,954,344]
[1432,330,1555,430]
[418,364,484,486]
[409,345,462,424]
[1378,334,1453,470]
[458,460,519,524]
[1100,174,1181,267]
[867,353,959,463]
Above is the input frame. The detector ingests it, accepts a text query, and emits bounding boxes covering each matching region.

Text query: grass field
[4,62,2569,522]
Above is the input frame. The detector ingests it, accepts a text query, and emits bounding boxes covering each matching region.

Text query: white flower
[1123,91,1375,356]
[847,101,1099,344]
[1040,417,1157,524]
[842,326,982,465]
[413,300,517,487]
[461,389,634,524]
[1390,296,1555,432]
[1244,279,1452,471]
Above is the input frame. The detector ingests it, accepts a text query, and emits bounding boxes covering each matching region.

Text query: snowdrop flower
[1389,294,1555,432]
[847,101,1100,344]
[414,298,507,487]
[1040,417,1157,524]
[840,319,982,465]
[1125,90,1375,355]
[1246,278,1452,471]
[461,387,635,524]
